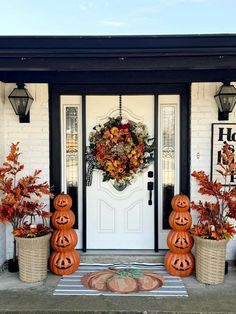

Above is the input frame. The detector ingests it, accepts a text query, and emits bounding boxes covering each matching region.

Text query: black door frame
[49,83,190,252]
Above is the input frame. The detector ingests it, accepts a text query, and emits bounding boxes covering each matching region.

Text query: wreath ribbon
[85,153,97,186]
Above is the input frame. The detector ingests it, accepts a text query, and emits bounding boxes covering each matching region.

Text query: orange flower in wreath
[87,116,154,186]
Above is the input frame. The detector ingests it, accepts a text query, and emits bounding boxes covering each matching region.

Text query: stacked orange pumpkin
[165,194,194,277]
[50,193,80,275]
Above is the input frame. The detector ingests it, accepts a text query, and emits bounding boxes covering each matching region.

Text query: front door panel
[86,95,154,249]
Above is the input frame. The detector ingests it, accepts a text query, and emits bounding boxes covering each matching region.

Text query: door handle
[147,182,154,206]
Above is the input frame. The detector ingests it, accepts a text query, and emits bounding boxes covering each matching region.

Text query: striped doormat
[53,263,188,297]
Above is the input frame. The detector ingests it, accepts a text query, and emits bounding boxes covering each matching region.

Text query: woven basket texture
[16,233,51,283]
[194,236,228,285]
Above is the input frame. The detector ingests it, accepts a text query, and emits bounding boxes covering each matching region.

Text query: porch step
[79,250,167,264]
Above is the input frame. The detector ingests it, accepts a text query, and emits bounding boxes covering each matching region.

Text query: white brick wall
[191,82,236,260]
[0,226,6,268]
[0,83,50,260]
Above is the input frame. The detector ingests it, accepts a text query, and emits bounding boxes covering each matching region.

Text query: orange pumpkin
[171,194,190,212]
[52,209,75,230]
[169,211,192,231]
[164,251,194,277]
[53,193,72,211]
[167,230,193,254]
[51,229,78,252]
[81,268,164,293]
[50,250,80,275]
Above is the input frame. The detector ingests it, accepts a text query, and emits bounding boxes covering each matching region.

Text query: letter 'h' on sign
[212,123,236,185]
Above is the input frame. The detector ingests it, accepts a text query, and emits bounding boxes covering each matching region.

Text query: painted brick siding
[0,83,50,261]
[0,82,6,268]
[191,82,236,260]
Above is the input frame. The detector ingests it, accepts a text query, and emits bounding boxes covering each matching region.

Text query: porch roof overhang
[1,34,236,83]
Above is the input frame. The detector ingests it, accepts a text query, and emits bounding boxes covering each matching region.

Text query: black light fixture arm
[16,82,25,89]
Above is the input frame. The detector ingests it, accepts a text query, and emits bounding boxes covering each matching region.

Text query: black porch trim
[49,83,189,95]
[1,70,236,85]
[49,88,61,212]
[154,95,159,252]
[49,83,190,252]
[82,95,86,252]
[180,85,191,197]
[1,35,236,84]
[1,56,236,72]
[2,34,236,59]
[2,34,236,52]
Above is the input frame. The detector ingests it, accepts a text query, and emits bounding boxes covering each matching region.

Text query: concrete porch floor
[0,267,235,314]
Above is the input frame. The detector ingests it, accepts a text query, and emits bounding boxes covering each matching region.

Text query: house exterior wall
[0,82,6,269]
[0,83,50,261]
[191,82,236,260]
[0,81,235,265]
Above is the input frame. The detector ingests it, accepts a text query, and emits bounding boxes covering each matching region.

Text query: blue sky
[0,0,236,35]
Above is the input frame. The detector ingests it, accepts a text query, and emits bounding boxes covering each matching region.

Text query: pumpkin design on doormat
[81,268,164,293]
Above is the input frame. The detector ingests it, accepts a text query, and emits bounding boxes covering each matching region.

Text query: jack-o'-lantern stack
[50,193,80,275]
[164,194,194,277]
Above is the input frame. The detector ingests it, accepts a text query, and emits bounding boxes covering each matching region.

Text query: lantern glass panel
[8,86,33,116]
[215,84,236,113]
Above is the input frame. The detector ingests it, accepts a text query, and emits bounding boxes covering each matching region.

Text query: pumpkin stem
[116,268,144,278]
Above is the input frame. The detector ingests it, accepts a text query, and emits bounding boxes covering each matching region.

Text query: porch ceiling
[1,35,236,83]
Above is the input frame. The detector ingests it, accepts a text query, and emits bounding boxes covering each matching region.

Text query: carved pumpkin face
[52,209,75,230]
[54,193,72,211]
[51,229,78,252]
[169,211,192,231]
[50,251,80,275]
[167,230,193,254]
[171,194,190,212]
[164,251,194,277]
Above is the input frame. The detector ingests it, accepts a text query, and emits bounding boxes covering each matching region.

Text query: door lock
[148,171,153,178]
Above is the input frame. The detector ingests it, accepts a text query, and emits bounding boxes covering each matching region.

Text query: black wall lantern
[8,83,34,123]
[214,82,236,121]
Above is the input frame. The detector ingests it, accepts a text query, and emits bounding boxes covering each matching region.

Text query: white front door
[86,95,154,249]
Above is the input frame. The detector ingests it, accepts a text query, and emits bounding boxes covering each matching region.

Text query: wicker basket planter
[194,236,228,285]
[15,233,51,283]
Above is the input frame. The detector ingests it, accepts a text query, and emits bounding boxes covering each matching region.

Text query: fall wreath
[86,116,154,188]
